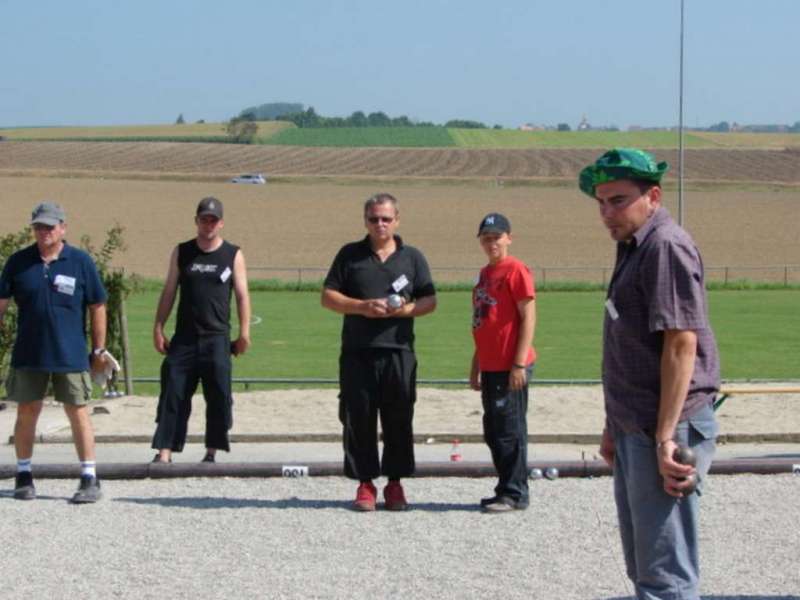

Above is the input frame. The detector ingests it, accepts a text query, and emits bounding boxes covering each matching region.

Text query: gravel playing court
[1,474,797,599]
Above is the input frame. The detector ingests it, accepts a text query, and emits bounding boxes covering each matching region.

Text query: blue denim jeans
[613,403,718,600]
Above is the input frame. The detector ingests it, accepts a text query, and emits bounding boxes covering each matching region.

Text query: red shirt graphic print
[472,256,536,371]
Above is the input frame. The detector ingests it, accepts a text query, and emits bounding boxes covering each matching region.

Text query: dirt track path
[3,176,799,279]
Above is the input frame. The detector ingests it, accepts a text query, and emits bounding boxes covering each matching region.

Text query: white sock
[17,459,32,473]
[80,461,96,478]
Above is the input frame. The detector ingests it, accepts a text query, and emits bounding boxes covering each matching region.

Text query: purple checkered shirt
[602,207,720,436]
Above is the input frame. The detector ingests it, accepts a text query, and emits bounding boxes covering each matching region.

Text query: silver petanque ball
[387,294,403,309]
[529,468,544,480]
[544,467,559,480]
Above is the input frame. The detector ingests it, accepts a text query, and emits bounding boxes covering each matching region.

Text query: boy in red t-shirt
[469,212,537,512]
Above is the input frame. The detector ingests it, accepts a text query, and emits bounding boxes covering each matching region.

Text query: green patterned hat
[579,148,669,197]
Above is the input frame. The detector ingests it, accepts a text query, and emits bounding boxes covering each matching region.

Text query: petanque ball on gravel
[529,468,544,480]
[544,467,559,480]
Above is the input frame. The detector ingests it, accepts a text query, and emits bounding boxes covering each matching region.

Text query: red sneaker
[352,481,377,512]
[383,480,409,511]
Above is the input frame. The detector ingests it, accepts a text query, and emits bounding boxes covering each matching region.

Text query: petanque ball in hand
[387,294,403,309]
[681,473,698,496]
[673,445,697,467]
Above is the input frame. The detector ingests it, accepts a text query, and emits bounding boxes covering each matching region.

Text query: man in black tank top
[151,197,251,463]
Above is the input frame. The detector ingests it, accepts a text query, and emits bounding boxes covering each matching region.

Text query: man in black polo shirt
[322,193,437,511]
[151,197,251,463]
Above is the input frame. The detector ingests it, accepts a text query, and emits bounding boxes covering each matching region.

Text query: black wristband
[512,363,526,369]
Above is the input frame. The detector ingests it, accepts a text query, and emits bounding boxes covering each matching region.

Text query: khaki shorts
[5,369,92,406]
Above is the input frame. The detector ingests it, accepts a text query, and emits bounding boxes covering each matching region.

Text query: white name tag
[53,274,76,296]
[220,266,232,282]
[392,274,409,292]
[605,298,619,320]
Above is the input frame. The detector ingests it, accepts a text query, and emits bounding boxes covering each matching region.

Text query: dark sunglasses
[367,216,394,224]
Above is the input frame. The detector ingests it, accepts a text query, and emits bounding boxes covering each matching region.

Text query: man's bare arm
[656,328,698,497]
[153,247,179,354]
[321,288,387,318]
[232,250,251,355]
[509,297,535,390]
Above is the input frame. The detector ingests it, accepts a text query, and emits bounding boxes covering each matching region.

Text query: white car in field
[230,173,266,184]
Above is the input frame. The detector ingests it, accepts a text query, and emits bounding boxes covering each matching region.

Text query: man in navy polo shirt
[322,193,436,511]
[0,202,109,504]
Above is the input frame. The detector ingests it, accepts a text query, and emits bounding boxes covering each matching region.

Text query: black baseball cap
[196,197,223,219]
[477,212,511,236]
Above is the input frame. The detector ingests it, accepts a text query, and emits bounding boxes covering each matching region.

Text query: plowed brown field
[1,141,799,183]
[2,176,798,280]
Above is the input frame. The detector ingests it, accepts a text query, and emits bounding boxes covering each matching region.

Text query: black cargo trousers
[338,348,417,481]
[481,365,534,504]
[152,334,233,453]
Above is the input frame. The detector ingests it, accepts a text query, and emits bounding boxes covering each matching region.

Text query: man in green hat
[579,149,720,599]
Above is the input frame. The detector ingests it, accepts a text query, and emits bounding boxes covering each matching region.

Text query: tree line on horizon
[235,102,499,130]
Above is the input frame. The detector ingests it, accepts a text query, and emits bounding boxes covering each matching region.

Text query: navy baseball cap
[477,212,511,236]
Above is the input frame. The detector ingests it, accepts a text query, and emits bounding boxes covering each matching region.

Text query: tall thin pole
[678,0,685,225]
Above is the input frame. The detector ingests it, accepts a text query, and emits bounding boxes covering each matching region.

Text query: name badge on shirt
[605,298,619,320]
[53,274,76,296]
[220,267,232,282]
[392,274,409,292]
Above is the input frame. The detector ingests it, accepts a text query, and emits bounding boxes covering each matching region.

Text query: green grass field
[0,121,292,142]
[4,123,797,149]
[692,131,800,148]
[262,127,711,149]
[122,289,799,394]
[449,129,711,148]
[261,126,456,147]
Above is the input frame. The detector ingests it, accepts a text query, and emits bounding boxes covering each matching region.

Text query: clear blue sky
[2,0,798,129]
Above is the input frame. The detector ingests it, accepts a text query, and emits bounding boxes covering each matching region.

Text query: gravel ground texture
[2,474,798,600]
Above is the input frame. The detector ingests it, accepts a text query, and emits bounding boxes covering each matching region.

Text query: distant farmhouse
[518,123,545,131]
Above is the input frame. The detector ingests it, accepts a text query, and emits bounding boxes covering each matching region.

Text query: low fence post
[119,299,133,395]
